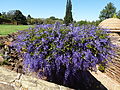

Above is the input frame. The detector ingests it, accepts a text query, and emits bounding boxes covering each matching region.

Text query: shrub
[13,22,114,85]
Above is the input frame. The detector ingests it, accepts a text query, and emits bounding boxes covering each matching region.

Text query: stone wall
[0,67,72,90]
[105,47,120,83]
[105,33,120,83]
[0,33,24,74]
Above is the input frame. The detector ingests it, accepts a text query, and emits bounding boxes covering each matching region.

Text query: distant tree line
[1,2,120,26]
[0,10,63,25]
[0,10,27,25]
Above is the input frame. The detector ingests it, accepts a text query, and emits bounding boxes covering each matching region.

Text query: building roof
[99,18,120,30]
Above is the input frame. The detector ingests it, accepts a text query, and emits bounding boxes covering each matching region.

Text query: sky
[0,0,120,21]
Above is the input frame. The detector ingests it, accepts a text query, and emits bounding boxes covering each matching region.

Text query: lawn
[0,25,32,36]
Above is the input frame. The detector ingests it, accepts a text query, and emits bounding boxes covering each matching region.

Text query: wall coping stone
[0,66,73,90]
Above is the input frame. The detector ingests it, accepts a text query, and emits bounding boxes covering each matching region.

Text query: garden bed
[0,24,118,90]
[0,32,108,90]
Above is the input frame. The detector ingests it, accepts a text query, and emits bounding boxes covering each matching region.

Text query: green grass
[0,25,32,36]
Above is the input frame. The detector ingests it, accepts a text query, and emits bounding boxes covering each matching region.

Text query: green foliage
[27,15,63,25]
[98,64,105,72]
[91,20,101,26]
[43,17,63,24]
[0,18,11,24]
[75,20,90,26]
[99,2,116,21]
[13,10,27,25]
[1,12,7,19]
[77,20,89,25]
[64,0,73,25]
[27,15,33,25]
[49,16,63,21]
[0,10,27,25]
[30,18,43,25]
[0,60,9,66]
[7,10,16,20]
[0,43,4,46]
[117,10,120,19]
[112,13,117,18]
[75,20,101,26]
[49,16,56,20]
[27,15,32,19]
[0,10,63,25]
[44,18,55,24]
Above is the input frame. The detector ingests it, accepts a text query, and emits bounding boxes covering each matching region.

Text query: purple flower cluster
[13,22,114,85]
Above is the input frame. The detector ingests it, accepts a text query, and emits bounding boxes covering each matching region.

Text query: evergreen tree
[99,2,116,21]
[64,0,73,25]
[27,14,32,25]
[112,13,117,18]
[117,10,120,19]
[27,14,32,19]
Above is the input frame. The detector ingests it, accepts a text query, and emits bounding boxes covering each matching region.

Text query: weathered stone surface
[110,33,120,47]
[19,74,72,90]
[0,56,4,63]
[0,66,120,90]
[0,67,18,83]
[90,70,120,90]
[0,67,72,90]
[0,83,15,90]
[109,33,120,37]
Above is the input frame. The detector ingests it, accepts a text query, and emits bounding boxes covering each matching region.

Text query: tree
[2,12,7,19]
[112,13,117,18]
[64,0,73,25]
[27,14,32,19]
[99,2,116,21]
[27,14,32,25]
[44,18,55,24]
[13,10,27,25]
[117,10,120,19]
[49,16,56,20]
[76,20,89,26]
[7,10,16,20]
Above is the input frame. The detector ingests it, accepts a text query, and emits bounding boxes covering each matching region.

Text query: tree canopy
[99,2,116,21]
[117,10,120,19]
[12,10,27,25]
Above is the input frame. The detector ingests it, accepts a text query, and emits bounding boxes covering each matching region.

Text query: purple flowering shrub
[13,22,114,85]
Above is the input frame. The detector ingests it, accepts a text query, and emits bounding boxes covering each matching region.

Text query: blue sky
[0,0,120,21]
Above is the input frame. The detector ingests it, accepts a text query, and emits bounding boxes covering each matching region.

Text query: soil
[0,32,24,74]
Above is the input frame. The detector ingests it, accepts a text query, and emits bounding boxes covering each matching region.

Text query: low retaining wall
[105,47,120,83]
[105,33,120,83]
[0,67,72,90]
